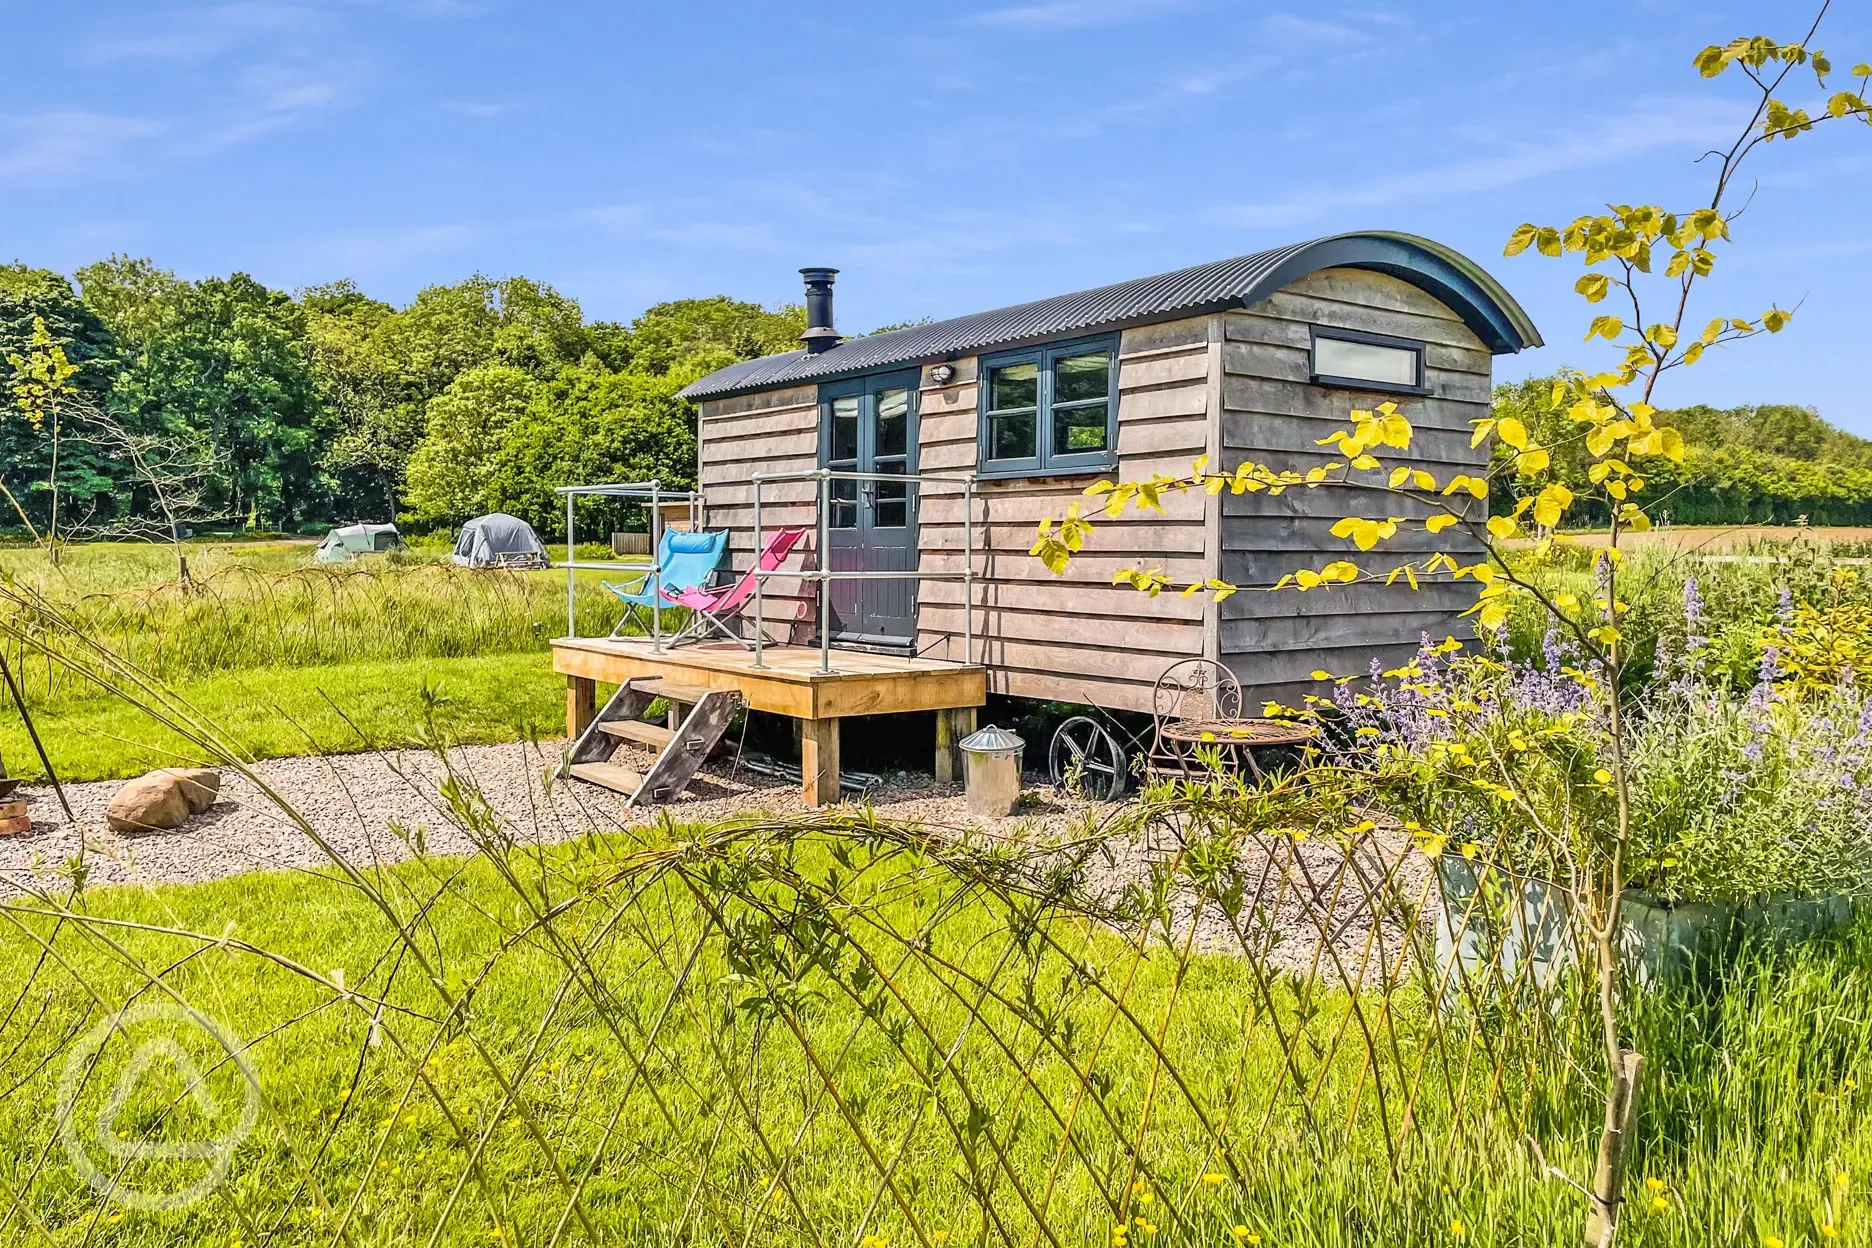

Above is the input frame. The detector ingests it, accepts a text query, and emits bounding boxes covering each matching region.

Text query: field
[1,804,1867,1246]
[0,541,644,782]
[1551,523,1872,552]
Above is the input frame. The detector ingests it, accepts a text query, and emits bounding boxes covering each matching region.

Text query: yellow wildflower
[1835,1170,1851,1193]
[1203,1172,1226,1186]
[1821,1224,1838,1240]
[1232,1230,1261,1246]
[1765,1237,1785,1248]
[1450,1219,1467,1239]
[1649,1195,1670,1214]
[1644,1176,1667,1194]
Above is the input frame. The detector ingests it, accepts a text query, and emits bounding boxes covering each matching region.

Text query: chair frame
[1147,658,1245,781]
[662,528,811,648]
[603,530,727,638]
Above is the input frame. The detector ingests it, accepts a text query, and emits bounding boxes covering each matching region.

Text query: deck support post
[935,706,977,785]
[801,717,840,807]
[566,675,597,740]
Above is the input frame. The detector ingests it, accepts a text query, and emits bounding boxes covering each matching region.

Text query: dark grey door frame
[819,370,920,647]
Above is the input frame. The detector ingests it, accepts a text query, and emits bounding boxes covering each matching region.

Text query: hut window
[1310,327,1427,393]
[979,335,1119,476]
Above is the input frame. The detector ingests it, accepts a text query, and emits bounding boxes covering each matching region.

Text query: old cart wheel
[1049,715,1128,800]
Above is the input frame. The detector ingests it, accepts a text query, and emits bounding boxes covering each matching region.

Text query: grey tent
[315,522,404,564]
[452,513,550,569]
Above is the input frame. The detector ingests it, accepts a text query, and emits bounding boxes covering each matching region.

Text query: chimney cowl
[799,267,840,354]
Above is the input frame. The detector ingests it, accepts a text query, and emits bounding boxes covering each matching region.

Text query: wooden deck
[551,638,986,805]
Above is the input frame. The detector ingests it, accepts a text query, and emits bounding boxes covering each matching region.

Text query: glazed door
[822,371,919,646]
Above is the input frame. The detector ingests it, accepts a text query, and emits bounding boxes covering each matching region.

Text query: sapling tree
[4,316,75,561]
[5,314,220,584]
[1031,10,1871,1246]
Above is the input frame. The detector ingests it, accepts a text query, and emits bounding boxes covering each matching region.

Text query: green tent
[314,522,404,564]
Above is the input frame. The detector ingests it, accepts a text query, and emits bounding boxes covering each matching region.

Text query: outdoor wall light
[930,363,956,384]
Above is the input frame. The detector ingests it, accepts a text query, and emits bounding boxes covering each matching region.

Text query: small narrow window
[1310,327,1426,394]
[980,335,1119,476]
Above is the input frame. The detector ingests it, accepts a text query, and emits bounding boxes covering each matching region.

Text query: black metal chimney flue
[799,267,840,354]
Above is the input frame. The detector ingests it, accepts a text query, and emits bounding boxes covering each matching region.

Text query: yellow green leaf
[1486,516,1518,540]
[1426,514,1458,534]
[1575,273,1611,302]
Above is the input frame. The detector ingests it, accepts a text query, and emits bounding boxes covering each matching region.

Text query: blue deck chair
[603,529,727,637]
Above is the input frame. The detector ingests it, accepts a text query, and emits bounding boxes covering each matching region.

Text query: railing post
[963,475,975,666]
[753,480,766,669]
[650,480,663,653]
[565,491,577,639]
[818,469,832,675]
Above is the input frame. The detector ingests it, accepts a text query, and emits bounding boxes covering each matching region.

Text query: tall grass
[0,542,643,700]
[1,775,1866,1245]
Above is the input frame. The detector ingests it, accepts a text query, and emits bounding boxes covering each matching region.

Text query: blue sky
[7,1,1872,428]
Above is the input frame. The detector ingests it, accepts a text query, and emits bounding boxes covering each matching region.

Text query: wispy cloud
[968,0,1197,30]
[0,111,165,184]
[1207,97,1743,229]
[1257,14,1374,45]
[81,1,321,64]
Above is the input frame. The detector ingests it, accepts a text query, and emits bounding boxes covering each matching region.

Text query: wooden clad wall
[914,317,1213,712]
[1217,267,1491,711]
[695,384,821,641]
[690,269,1492,719]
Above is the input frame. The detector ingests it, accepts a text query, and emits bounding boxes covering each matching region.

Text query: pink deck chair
[661,526,811,646]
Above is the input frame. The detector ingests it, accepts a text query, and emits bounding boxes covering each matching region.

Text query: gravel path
[0,741,1426,979]
[0,739,1109,896]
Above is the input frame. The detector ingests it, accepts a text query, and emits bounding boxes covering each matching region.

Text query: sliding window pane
[1053,401,1110,454]
[829,472,858,529]
[831,396,860,461]
[990,361,1038,412]
[875,388,908,457]
[1054,350,1110,403]
[873,460,908,528]
[991,412,1036,462]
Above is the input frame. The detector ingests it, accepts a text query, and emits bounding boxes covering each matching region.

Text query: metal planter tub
[1434,856,1860,1000]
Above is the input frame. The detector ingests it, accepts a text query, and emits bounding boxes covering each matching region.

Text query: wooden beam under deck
[551,638,987,807]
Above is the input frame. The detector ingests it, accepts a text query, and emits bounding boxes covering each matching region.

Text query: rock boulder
[106,768,221,835]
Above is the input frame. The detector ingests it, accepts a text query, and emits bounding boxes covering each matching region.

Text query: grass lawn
[0,539,652,781]
[0,652,566,782]
[1,819,1868,1246]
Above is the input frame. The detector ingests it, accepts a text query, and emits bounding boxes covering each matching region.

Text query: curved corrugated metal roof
[678,231,1541,401]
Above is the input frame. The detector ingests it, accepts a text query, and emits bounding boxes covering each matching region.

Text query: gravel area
[0,741,1427,979]
[0,739,1109,896]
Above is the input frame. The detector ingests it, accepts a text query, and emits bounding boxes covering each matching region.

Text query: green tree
[483,368,697,537]
[0,266,123,537]
[303,281,413,519]
[401,364,541,528]
[83,261,325,528]
[620,296,805,380]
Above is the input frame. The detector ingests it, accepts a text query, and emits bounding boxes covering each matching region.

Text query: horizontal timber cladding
[1216,267,1492,708]
[909,320,1213,712]
[696,385,821,643]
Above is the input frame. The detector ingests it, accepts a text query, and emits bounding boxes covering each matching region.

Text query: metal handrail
[554,481,702,652]
[749,467,977,674]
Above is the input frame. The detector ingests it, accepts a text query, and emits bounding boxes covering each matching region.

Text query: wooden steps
[631,678,713,705]
[597,720,674,748]
[561,674,739,806]
[568,762,645,796]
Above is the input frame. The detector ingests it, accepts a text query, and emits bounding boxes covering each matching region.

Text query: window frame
[1308,325,1430,397]
[977,334,1121,479]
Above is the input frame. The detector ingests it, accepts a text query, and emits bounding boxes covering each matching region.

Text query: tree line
[0,259,805,541]
[1493,375,1872,527]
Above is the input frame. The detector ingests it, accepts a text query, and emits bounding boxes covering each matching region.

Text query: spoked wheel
[1049,715,1129,800]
